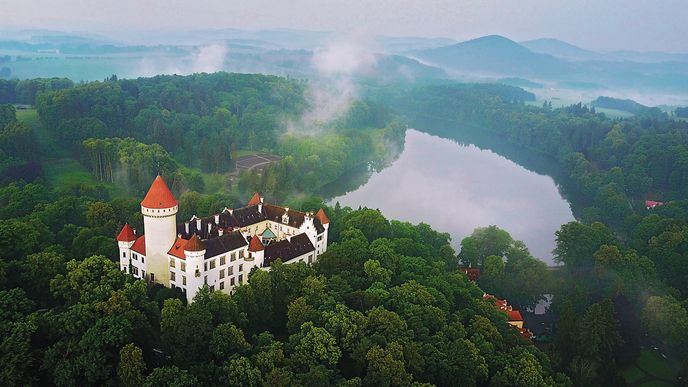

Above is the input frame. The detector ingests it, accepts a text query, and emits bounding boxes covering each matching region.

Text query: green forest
[382,82,688,384]
[1,73,687,385]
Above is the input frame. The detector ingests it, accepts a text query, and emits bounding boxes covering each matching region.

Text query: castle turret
[247,235,265,269]
[184,234,206,303]
[116,223,137,274]
[141,175,178,285]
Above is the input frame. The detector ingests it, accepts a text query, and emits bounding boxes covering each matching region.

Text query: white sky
[2,0,687,52]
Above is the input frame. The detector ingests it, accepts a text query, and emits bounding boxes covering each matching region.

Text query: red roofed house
[460,267,481,281]
[117,176,330,303]
[507,310,524,329]
[645,200,665,210]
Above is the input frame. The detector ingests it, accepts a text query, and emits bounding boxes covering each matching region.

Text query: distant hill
[521,38,602,61]
[497,77,543,89]
[412,35,573,79]
[675,107,688,118]
[412,35,688,94]
[591,96,649,114]
[378,36,457,53]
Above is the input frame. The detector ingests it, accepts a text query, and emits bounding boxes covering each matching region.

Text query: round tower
[141,175,178,285]
[116,223,137,274]
[184,234,206,303]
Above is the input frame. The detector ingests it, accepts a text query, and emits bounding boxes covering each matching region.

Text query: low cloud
[135,43,228,77]
[287,33,378,134]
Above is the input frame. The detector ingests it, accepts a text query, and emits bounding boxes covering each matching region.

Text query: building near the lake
[116,175,329,303]
[483,293,533,339]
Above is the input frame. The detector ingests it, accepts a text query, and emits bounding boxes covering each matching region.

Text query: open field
[623,349,681,386]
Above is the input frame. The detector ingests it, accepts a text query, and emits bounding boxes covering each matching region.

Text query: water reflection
[329,129,574,265]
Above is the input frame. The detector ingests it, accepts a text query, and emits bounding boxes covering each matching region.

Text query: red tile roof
[248,192,262,206]
[507,310,523,322]
[141,175,178,209]
[645,200,664,209]
[185,234,205,252]
[315,208,330,225]
[460,267,481,281]
[248,235,264,252]
[131,235,146,255]
[483,293,508,310]
[168,237,189,259]
[518,327,534,339]
[116,223,136,242]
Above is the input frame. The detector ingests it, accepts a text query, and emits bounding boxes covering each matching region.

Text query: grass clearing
[623,365,646,384]
[637,350,677,380]
[44,158,98,187]
[44,158,125,198]
[638,381,675,387]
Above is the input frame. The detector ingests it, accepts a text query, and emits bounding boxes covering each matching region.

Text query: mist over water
[330,129,574,265]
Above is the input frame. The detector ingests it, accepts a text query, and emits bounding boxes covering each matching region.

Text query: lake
[329,129,575,265]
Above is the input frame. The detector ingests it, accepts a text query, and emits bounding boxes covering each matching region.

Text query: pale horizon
[2,0,688,53]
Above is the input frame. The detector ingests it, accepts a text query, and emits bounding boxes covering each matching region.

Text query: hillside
[412,35,574,79]
[520,38,602,61]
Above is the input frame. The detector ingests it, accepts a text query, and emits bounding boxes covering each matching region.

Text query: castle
[116,175,329,303]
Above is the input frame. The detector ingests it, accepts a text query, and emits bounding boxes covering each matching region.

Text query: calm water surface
[330,129,574,265]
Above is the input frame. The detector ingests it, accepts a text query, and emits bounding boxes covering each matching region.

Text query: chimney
[185,222,190,234]
[218,228,224,236]
[133,228,137,235]
[260,197,264,203]
[177,233,182,238]
[208,223,212,234]
[195,217,201,231]
[228,208,234,215]
[214,214,220,224]
[258,202,262,213]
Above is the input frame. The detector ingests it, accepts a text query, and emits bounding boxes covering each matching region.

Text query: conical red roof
[116,223,137,242]
[184,234,205,252]
[141,175,177,209]
[248,236,264,252]
[248,192,262,206]
[315,208,330,224]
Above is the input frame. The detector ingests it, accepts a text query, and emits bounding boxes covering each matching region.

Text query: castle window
[133,253,137,260]
[220,281,225,290]
[169,259,175,268]
[209,260,216,270]
[230,277,235,286]
[131,266,139,276]
[219,269,225,279]
[229,266,234,275]
[150,273,154,282]
[170,271,176,281]
[220,256,226,266]
[318,235,323,241]
[122,252,126,258]
[141,256,145,263]
[204,262,207,271]
[239,250,245,259]
[239,274,243,283]
[239,264,243,272]
[182,275,186,285]
[204,275,208,285]
[181,262,186,271]
[231,252,236,262]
